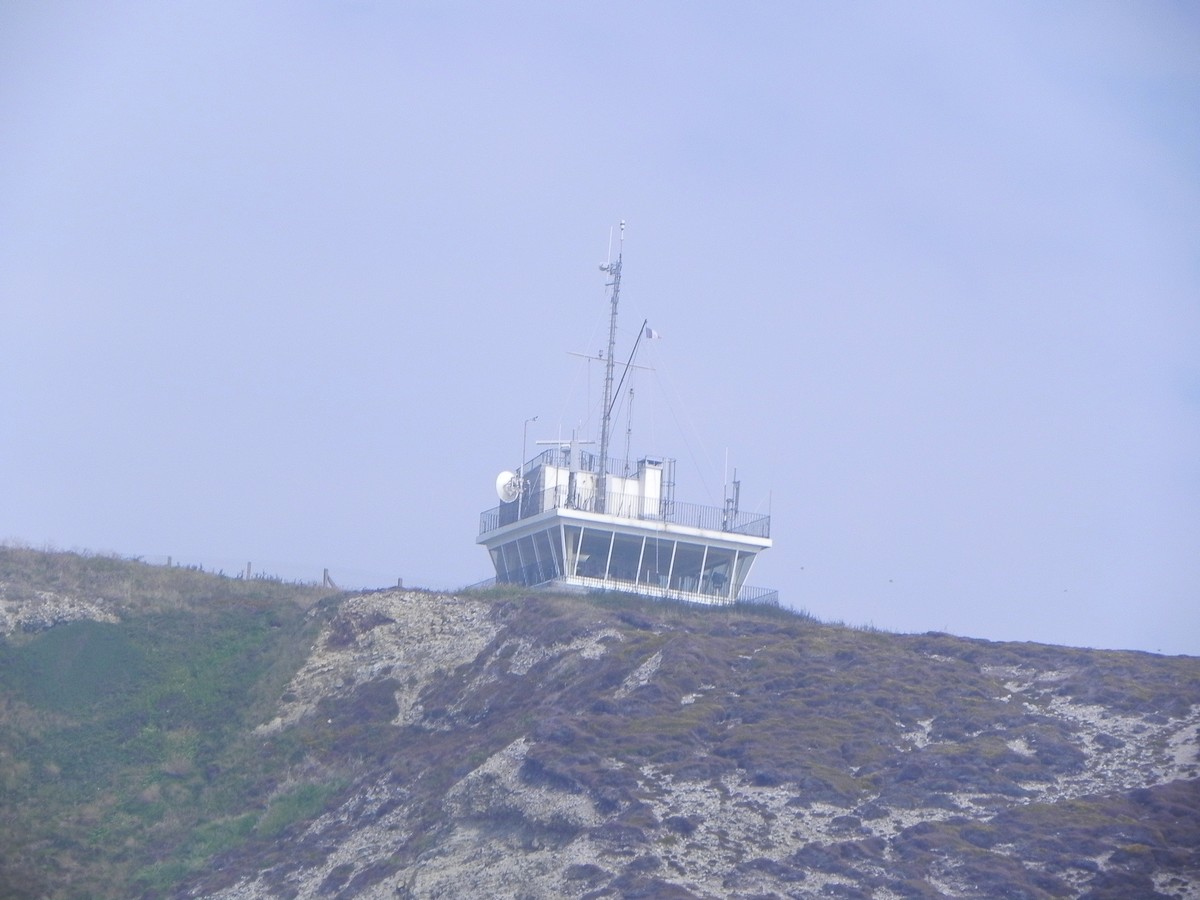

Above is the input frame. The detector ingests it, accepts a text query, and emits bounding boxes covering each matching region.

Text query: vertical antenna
[597,220,625,513]
[623,387,635,474]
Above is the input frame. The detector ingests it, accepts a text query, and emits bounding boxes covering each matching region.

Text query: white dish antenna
[495,471,521,503]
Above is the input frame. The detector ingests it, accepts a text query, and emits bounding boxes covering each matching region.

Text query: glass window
[534,528,560,581]
[702,547,736,598]
[564,526,582,576]
[550,525,564,576]
[733,550,758,594]
[639,537,673,587]
[669,542,705,593]
[577,528,613,578]
[500,541,522,584]
[608,533,644,583]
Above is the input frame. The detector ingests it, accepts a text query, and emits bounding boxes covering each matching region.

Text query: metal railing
[462,571,778,609]
[524,447,661,480]
[479,484,770,539]
[734,584,780,607]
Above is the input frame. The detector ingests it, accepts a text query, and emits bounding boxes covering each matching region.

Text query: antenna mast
[597,220,625,513]
[623,387,635,474]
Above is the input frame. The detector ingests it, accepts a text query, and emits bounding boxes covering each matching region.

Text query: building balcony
[478,484,771,541]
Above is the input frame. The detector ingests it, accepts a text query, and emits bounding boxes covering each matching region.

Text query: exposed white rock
[1028,697,1200,802]
[902,717,936,749]
[613,648,662,699]
[444,737,603,830]
[1156,871,1200,900]
[0,587,120,635]
[205,772,417,900]
[505,627,622,676]
[1168,717,1200,777]
[1007,737,1036,757]
[255,590,499,734]
[197,594,1200,899]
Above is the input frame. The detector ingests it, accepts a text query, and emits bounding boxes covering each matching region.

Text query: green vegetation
[1,547,1197,898]
[256,781,346,837]
[0,547,336,900]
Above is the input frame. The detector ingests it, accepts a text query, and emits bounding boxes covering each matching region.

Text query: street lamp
[519,415,538,519]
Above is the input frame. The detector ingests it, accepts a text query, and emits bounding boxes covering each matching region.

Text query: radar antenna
[495,470,521,503]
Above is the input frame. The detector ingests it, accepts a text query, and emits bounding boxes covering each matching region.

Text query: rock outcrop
[0,585,121,633]
[190,589,1200,900]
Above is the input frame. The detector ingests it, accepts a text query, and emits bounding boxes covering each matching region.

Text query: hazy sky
[3,2,1197,655]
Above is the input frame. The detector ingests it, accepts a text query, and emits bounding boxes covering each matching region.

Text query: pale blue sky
[2,2,1197,654]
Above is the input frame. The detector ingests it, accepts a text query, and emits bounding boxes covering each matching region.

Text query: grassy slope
[0,548,333,900]
[1,550,1198,899]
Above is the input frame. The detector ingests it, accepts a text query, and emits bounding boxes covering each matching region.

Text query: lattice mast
[596,220,625,514]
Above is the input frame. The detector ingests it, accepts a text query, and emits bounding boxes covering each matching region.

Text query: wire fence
[130,553,407,592]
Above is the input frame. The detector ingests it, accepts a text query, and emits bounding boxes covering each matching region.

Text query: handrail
[479,484,770,539]
[521,447,669,479]
[463,571,779,609]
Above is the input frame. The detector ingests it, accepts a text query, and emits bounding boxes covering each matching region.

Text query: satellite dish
[495,471,521,503]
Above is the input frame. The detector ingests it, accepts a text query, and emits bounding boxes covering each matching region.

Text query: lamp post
[519,415,538,519]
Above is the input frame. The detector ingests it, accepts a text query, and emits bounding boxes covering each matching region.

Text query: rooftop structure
[477,226,775,606]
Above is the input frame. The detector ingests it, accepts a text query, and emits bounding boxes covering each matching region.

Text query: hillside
[0,547,1197,899]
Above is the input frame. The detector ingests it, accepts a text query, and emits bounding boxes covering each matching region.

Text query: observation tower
[477,225,775,606]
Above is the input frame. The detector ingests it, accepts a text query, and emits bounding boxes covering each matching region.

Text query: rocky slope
[194,588,1200,899]
[1,550,1197,899]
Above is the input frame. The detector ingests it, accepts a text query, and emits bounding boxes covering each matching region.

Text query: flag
[644,325,662,340]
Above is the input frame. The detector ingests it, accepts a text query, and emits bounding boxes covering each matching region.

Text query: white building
[477,226,775,606]
[477,445,774,605]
